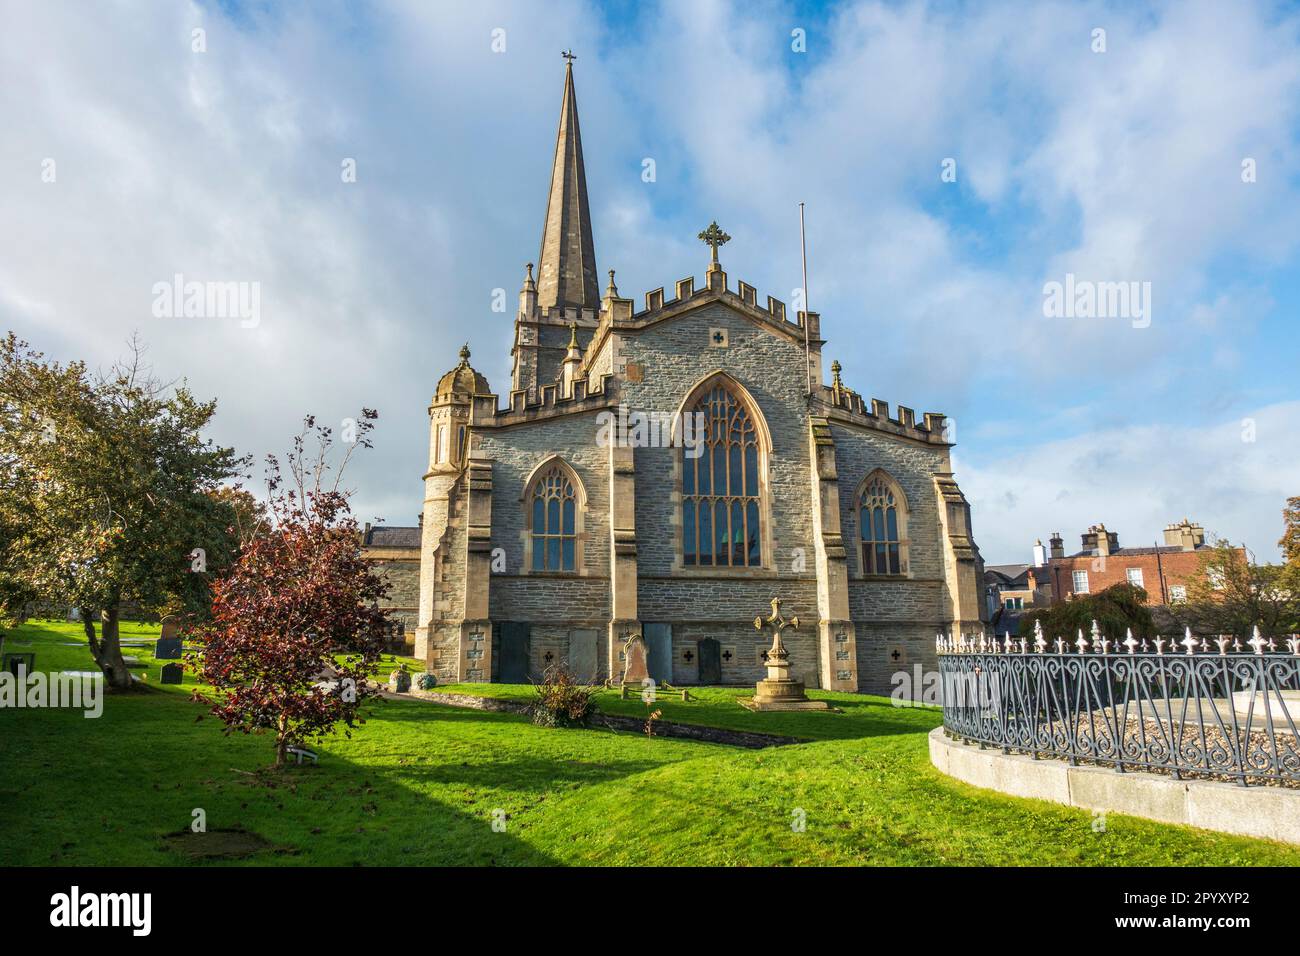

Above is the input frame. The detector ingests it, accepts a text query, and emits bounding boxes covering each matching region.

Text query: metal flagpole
[799,202,811,396]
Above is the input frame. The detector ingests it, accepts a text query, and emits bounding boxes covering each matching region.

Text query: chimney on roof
[1081,524,1118,556]
[1163,518,1204,552]
[1032,538,1048,567]
[1048,532,1064,560]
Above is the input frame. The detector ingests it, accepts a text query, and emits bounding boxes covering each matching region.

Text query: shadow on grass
[0,682,563,866]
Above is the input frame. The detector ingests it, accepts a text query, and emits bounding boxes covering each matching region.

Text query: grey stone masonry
[409,264,987,693]
[400,60,986,693]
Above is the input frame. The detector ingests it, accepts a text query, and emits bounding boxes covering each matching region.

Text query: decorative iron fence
[936,624,1300,786]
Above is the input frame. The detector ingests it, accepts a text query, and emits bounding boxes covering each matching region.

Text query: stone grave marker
[622,634,650,685]
[160,663,183,685]
[155,616,183,659]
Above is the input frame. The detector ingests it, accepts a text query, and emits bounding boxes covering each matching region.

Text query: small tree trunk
[90,605,132,691]
[275,714,289,769]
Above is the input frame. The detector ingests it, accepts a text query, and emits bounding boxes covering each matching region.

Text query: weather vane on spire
[561,49,576,63]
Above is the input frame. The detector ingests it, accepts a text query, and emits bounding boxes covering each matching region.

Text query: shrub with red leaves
[191,412,390,767]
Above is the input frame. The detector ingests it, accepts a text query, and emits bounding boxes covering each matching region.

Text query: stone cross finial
[698,220,731,265]
[754,596,798,668]
[755,596,798,633]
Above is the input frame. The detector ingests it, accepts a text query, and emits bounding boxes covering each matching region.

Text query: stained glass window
[682,385,762,567]
[859,475,905,575]
[529,464,577,572]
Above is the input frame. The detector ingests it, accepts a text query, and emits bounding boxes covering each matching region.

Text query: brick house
[365,59,987,694]
[1043,519,1229,606]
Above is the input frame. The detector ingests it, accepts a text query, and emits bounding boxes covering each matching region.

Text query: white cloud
[958,401,1300,563]
[0,0,1296,547]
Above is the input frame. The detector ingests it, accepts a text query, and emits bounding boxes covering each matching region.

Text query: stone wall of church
[369,556,420,633]
[830,422,953,694]
[476,407,611,580]
[434,295,974,694]
[475,409,612,678]
[618,301,817,578]
[614,300,826,685]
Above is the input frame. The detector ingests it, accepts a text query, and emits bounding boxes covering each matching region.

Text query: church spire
[535,52,598,313]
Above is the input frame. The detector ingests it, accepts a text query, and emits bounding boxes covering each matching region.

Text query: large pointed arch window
[528,463,578,572]
[857,472,908,576]
[682,384,763,567]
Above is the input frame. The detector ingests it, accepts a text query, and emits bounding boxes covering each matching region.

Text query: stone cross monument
[741,597,831,712]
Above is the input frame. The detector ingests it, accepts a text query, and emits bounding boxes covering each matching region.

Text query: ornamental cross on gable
[698,220,731,265]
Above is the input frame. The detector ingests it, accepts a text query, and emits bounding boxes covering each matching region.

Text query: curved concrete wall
[929,727,1300,846]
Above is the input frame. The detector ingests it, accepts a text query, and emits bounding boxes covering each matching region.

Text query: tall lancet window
[682,384,762,567]
[529,463,578,572]
[858,472,908,576]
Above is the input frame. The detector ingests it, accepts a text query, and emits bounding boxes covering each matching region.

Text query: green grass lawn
[2,620,1298,866]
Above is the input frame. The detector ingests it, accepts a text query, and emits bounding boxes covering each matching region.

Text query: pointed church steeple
[535,53,598,313]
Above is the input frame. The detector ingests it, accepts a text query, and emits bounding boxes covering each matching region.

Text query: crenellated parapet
[490,372,617,427]
[816,384,949,447]
[578,265,822,385]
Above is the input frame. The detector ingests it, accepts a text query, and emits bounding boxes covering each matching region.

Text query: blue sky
[2,0,1298,562]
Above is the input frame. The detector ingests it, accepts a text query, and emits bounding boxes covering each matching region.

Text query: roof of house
[985,563,1050,589]
[1064,544,1212,559]
[363,525,422,549]
[986,563,1030,581]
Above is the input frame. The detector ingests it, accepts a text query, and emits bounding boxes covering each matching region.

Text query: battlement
[619,268,812,339]
[817,381,949,446]
[490,372,618,427]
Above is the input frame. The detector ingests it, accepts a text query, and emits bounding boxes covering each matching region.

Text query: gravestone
[160,663,183,685]
[698,638,722,685]
[155,616,183,660]
[643,623,673,683]
[497,622,531,683]
[622,634,650,685]
[3,652,35,677]
[566,629,599,683]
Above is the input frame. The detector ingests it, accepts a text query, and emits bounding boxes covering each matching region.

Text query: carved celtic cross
[698,220,731,264]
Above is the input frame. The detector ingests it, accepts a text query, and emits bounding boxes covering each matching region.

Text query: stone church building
[371,60,987,694]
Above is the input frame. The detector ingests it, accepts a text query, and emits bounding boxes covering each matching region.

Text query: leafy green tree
[1171,536,1299,639]
[0,333,246,688]
[1018,582,1156,642]
[1281,496,1300,565]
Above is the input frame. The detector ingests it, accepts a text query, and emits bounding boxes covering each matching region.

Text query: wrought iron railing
[936,624,1300,786]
